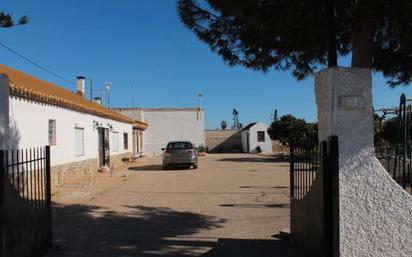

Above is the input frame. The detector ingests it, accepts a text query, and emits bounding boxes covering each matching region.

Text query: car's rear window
[167,142,193,150]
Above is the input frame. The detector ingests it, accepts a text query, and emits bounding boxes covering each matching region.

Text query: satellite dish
[105,81,112,90]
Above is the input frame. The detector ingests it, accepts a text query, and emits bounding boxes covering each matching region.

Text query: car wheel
[162,165,168,170]
[193,164,198,169]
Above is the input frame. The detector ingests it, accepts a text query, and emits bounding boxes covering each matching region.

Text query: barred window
[257,131,265,142]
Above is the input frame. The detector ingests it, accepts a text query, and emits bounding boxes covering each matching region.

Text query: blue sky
[1,0,411,129]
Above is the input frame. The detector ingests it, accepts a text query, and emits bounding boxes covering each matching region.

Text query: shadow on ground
[218,157,289,163]
[219,203,290,209]
[46,203,301,257]
[128,165,192,171]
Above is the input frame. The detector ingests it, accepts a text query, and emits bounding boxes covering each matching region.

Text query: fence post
[0,150,5,257]
[328,136,339,257]
[320,140,330,257]
[45,146,52,247]
[290,144,295,199]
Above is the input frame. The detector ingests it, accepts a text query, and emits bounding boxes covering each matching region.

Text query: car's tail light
[187,149,195,156]
[165,149,172,157]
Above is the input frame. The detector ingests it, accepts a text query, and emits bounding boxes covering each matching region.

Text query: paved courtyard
[46,153,301,257]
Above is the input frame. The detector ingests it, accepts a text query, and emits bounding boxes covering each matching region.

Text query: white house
[0,64,148,179]
[114,108,205,156]
[241,122,272,154]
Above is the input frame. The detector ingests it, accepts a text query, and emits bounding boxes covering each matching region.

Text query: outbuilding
[241,122,272,154]
[114,108,205,156]
[0,64,148,181]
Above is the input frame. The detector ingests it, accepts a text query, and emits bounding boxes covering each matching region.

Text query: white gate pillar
[315,67,412,257]
[0,74,9,150]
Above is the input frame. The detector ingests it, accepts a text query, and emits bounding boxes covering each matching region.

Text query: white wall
[242,122,272,153]
[241,130,248,153]
[0,75,9,150]
[117,109,205,156]
[9,96,133,166]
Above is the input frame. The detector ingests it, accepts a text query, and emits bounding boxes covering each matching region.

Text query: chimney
[76,76,85,97]
[93,97,102,105]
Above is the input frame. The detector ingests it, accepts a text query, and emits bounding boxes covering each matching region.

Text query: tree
[220,120,227,130]
[178,0,412,86]
[267,114,318,149]
[0,12,28,28]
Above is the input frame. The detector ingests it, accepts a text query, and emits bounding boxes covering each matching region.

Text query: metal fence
[375,93,412,195]
[0,146,52,257]
[290,137,339,257]
[377,150,412,195]
[290,145,320,200]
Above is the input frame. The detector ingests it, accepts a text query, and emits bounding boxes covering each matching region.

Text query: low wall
[291,176,325,257]
[50,152,132,187]
[205,130,242,153]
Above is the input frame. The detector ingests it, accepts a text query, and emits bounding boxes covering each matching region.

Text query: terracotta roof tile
[0,64,147,129]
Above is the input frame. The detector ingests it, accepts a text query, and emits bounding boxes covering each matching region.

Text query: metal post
[45,146,52,247]
[290,144,295,199]
[0,150,5,257]
[328,136,339,257]
[289,144,295,237]
[320,141,330,257]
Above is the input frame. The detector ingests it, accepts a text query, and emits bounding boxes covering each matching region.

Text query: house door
[98,127,110,167]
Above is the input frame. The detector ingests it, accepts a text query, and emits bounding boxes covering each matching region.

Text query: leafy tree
[178,0,412,86]
[381,116,399,146]
[0,12,28,28]
[267,114,318,149]
[220,120,227,130]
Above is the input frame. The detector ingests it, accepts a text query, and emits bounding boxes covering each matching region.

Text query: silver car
[162,141,198,170]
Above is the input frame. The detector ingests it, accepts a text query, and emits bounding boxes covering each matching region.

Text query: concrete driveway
[46,154,301,257]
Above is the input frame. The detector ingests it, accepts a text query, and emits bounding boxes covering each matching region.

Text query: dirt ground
[45,153,301,257]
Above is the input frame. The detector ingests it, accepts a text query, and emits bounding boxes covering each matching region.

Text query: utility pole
[132,84,136,108]
[198,93,203,109]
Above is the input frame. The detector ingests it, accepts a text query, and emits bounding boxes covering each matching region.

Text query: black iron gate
[0,146,52,257]
[290,136,339,257]
[375,93,412,195]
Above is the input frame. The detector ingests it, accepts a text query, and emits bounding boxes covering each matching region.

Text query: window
[166,142,193,150]
[112,132,119,152]
[124,132,128,150]
[48,119,56,145]
[257,131,265,142]
[74,127,84,156]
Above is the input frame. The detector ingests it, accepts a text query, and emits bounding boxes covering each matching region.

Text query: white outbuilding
[241,122,272,154]
[114,108,205,156]
[0,64,148,182]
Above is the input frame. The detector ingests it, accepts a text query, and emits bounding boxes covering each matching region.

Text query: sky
[1,0,412,129]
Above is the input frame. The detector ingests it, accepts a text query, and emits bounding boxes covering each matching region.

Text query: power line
[0,41,113,99]
[0,41,75,85]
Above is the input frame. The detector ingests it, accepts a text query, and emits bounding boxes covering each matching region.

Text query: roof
[241,122,258,131]
[114,107,204,112]
[0,64,148,129]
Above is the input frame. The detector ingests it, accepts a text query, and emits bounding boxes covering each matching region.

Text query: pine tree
[0,12,28,28]
[178,0,412,86]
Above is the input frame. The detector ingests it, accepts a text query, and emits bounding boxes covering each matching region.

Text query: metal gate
[0,146,52,257]
[290,136,339,257]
